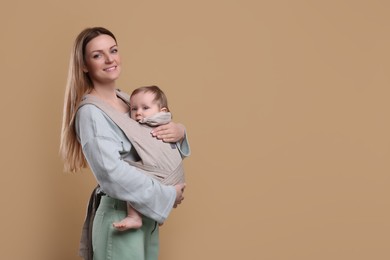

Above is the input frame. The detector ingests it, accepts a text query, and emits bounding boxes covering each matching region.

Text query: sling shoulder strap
[78,90,184,184]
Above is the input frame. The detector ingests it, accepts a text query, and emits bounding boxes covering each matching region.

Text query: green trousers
[92,196,160,260]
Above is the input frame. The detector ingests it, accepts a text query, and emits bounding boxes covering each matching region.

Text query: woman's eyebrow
[90,45,118,53]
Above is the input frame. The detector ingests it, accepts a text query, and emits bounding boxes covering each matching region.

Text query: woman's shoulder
[76,104,118,133]
[75,104,119,141]
[77,103,106,122]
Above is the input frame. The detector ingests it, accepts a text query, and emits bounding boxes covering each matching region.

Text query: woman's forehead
[86,34,117,52]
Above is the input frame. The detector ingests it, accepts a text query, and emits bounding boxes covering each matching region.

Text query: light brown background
[1,0,389,259]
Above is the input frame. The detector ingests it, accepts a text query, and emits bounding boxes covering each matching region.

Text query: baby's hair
[130,85,170,112]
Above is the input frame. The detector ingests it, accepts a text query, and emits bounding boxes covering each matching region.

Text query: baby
[113,85,185,231]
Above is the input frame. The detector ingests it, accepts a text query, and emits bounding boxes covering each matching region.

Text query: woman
[60,27,188,260]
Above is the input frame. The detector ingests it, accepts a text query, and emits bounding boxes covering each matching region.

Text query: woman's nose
[105,54,114,63]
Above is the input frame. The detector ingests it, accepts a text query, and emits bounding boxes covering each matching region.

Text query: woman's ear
[161,107,168,112]
[82,66,88,73]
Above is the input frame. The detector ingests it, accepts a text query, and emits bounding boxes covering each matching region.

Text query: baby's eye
[130,107,137,111]
[143,106,150,110]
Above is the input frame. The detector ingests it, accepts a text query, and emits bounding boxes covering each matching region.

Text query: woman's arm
[151,122,191,157]
[76,105,177,223]
[151,122,185,143]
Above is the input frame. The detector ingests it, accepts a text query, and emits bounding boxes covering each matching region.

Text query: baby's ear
[161,107,168,112]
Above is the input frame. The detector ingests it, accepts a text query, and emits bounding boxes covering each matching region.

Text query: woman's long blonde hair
[60,27,117,172]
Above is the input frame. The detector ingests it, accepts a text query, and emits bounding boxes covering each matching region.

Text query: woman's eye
[92,54,101,59]
[111,48,118,53]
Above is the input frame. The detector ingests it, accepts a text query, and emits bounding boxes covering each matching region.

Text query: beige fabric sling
[78,89,185,260]
[80,90,185,184]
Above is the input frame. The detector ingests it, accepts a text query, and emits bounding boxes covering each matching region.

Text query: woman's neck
[90,85,129,113]
[90,85,117,101]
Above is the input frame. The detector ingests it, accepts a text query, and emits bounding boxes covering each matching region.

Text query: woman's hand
[151,122,185,143]
[174,183,186,208]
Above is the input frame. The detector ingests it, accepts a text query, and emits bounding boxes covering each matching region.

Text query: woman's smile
[103,65,118,72]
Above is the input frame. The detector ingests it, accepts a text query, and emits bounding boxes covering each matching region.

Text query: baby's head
[129,85,169,121]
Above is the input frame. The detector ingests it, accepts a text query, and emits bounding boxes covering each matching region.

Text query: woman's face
[83,34,121,85]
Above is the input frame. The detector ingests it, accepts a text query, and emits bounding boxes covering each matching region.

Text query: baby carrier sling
[78,89,185,260]
[81,90,185,184]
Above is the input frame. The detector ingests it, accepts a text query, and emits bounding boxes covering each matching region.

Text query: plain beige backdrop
[1,0,389,259]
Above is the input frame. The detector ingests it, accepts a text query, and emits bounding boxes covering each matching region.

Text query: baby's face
[130,92,161,121]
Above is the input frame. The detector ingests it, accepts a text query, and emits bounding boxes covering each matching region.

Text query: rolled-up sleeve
[76,105,176,223]
[177,133,191,158]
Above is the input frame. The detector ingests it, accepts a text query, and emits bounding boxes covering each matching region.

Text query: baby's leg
[113,203,143,231]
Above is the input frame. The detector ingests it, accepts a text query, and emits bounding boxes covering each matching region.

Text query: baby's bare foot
[113,216,142,231]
